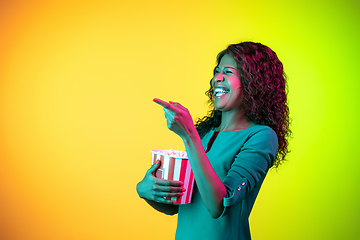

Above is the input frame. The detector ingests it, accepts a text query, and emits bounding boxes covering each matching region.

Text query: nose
[213,73,224,85]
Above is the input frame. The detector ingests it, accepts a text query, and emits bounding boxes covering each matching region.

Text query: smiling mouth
[214,87,229,97]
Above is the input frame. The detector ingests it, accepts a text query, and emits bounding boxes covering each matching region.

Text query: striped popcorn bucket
[151,150,195,204]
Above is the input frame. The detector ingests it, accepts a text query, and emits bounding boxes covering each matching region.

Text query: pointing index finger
[153,98,173,110]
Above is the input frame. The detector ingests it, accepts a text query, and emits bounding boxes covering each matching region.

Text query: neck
[217,108,254,132]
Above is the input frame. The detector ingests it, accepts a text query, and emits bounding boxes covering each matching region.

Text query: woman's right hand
[136,161,185,204]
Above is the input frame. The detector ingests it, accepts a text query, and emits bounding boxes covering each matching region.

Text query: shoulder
[246,125,277,140]
[243,125,278,153]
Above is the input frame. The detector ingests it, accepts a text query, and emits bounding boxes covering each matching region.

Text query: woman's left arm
[153,98,226,218]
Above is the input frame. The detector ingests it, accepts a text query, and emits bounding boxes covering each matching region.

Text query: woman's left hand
[153,98,196,140]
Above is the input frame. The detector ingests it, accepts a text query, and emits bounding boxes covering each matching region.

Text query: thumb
[147,160,160,174]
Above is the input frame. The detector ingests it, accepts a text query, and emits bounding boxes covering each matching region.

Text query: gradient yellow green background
[0,0,359,239]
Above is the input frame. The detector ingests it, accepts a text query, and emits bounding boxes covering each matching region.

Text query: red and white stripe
[151,150,195,204]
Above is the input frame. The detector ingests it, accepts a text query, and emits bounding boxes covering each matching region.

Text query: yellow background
[0,0,359,239]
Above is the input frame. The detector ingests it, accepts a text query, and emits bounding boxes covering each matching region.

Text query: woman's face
[212,54,242,112]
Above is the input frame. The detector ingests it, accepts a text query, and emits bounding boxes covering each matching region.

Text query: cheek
[230,81,241,93]
[230,88,242,103]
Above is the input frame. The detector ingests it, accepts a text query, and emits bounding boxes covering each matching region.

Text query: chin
[213,104,222,110]
[214,106,226,112]
[214,101,227,111]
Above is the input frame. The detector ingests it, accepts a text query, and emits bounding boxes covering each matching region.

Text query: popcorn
[151,150,194,204]
[153,149,188,158]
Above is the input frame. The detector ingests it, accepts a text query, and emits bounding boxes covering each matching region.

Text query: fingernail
[169,101,173,104]
[180,182,184,186]
[182,188,186,192]
[180,193,184,196]
[153,98,157,102]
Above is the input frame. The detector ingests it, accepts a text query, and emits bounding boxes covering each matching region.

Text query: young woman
[137,41,291,240]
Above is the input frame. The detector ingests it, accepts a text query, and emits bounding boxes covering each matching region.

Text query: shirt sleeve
[218,127,278,218]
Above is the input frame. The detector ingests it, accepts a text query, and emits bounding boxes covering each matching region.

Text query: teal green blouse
[175,125,278,240]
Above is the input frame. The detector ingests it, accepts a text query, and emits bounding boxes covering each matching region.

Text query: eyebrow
[215,66,237,70]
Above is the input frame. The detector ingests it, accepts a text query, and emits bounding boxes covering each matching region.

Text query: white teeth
[214,87,229,97]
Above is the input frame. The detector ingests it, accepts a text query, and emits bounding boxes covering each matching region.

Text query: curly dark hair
[195,41,291,168]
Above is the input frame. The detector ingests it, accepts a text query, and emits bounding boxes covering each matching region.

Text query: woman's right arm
[136,161,183,215]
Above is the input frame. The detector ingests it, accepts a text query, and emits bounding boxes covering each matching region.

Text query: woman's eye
[225,70,233,74]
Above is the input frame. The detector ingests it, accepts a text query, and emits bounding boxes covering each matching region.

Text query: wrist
[182,125,199,143]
